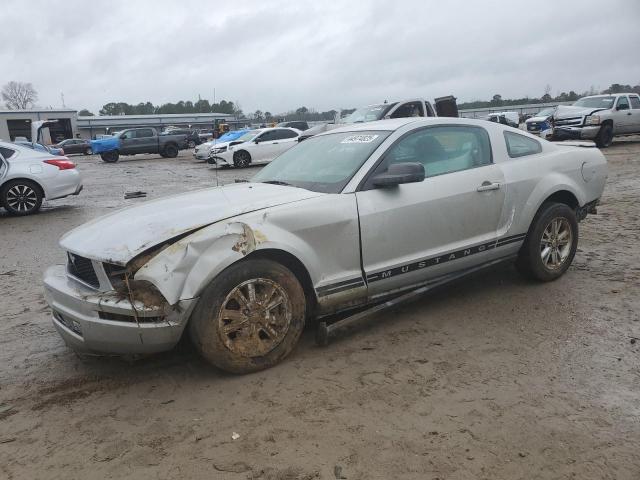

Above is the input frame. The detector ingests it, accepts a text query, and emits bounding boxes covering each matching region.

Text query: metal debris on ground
[124,191,147,199]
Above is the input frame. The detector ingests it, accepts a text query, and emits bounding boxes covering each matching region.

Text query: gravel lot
[1,142,639,480]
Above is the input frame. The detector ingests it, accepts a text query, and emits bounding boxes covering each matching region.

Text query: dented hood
[60,183,323,264]
[554,105,606,119]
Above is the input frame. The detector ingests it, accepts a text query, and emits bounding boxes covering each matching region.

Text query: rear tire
[101,151,119,163]
[594,123,613,148]
[164,144,178,158]
[516,202,578,282]
[1,179,43,216]
[189,259,306,374]
[84,147,93,155]
[233,150,251,168]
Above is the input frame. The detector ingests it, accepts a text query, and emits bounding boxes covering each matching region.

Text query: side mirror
[254,139,260,144]
[372,162,425,187]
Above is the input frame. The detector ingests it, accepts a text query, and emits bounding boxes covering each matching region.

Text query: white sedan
[207,127,301,167]
[0,141,82,215]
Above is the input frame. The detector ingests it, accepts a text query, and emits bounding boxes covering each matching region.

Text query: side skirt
[315,254,517,346]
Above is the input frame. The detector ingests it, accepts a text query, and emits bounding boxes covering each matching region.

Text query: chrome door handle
[477,182,501,192]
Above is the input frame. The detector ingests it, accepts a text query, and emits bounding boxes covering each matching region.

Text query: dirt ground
[1,141,639,480]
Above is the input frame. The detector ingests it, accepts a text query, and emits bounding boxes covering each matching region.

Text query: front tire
[233,150,251,168]
[1,179,43,215]
[189,259,306,374]
[516,202,578,282]
[594,123,613,148]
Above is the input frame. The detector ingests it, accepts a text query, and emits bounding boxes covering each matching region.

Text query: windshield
[235,130,260,142]
[252,130,390,193]
[573,96,615,109]
[340,103,396,124]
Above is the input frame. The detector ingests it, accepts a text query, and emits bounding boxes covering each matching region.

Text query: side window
[278,129,298,139]
[504,131,542,158]
[121,130,135,140]
[257,131,276,142]
[390,102,424,119]
[629,96,640,109]
[136,129,154,138]
[616,96,630,111]
[0,146,16,159]
[372,125,492,181]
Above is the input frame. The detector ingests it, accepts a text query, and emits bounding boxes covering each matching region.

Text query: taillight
[44,159,76,170]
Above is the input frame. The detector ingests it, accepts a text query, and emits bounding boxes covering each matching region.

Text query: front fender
[134,194,362,307]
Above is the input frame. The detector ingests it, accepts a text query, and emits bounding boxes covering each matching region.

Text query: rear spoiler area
[554,141,597,148]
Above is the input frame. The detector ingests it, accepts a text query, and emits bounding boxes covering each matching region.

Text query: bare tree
[1,81,38,109]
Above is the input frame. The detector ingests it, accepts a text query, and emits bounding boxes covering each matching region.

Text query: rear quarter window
[504,131,542,158]
[0,146,16,159]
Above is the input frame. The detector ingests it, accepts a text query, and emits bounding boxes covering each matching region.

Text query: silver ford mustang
[43,118,607,373]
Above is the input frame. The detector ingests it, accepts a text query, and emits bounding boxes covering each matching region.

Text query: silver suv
[553,93,640,147]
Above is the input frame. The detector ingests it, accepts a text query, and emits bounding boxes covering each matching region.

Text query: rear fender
[517,173,586,234]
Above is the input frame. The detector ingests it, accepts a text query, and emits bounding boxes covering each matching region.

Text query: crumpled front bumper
[43,265,197,355]
[207,154,232,166]
[553,125,600,140]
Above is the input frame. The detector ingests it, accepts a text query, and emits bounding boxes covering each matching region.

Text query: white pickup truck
[298,96,458,141]
[553,93,640,147]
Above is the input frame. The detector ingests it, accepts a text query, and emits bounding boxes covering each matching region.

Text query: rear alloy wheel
[233,150,251,168]
[189,259,306,373]
[516,202,578,281]
[164,144,179,158]
[1,180,43,215]
[595,123,613,148]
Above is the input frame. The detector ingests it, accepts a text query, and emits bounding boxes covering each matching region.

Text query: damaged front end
[43,242,198,355]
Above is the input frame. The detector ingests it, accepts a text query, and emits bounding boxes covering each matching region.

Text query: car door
[119,130,138,153]
[626,95,640,133]
[134,128,157,153]
[613,96,632,133]
[250,130,278,162]
[355,124,506,297]
[270,129,299,160]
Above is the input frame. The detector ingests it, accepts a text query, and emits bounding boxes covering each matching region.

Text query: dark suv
[277,121,309,131]
[162,129,202,148]
[54,138,92,155]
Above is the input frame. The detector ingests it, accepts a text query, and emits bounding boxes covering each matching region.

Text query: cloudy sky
[1,0,639,114]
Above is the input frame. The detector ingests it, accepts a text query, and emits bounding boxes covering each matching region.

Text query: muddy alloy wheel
[218,278,293,357]
[516,202,578,282]
[189,259,306,374]
[233,150,251,168]
[1,180,43,215]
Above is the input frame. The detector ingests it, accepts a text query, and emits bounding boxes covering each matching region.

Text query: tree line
[458,83,640,110]
[3,80,639,118]
[87,98,242,117]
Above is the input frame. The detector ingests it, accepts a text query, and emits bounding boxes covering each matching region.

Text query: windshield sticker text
[341,135,379,144]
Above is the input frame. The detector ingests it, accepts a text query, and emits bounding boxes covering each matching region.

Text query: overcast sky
[1,0,639,114]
